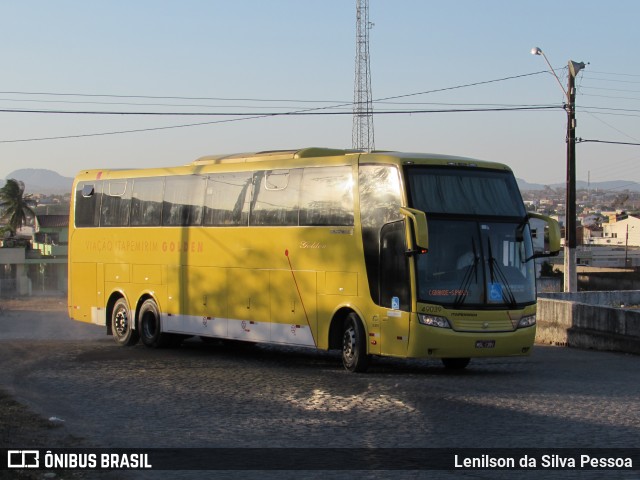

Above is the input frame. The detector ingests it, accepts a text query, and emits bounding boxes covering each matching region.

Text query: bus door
[379,220,411,357]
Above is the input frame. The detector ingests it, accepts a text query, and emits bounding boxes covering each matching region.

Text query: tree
[540,261,562,278]
[0,179,36,236]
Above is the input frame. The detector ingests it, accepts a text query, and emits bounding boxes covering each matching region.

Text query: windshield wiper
[487,237,517,307]
[454,239,479,306]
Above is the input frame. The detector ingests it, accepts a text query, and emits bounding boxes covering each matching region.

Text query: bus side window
[75,181,102,227]
[163,175,205,226]
[100,180,131,227]
[204,172,252,226]
[131,177,164,226]
[299,166,354,226]
[250,169,302,226]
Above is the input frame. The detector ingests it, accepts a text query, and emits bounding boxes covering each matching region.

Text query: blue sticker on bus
[391,296,400,310]
[489,283,502,302]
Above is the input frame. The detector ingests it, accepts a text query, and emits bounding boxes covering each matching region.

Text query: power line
[0,75,560,117]
[581,86,640,94]
[582,92,640,102]
[581,110,640,143]
[0,96,559,111]
[580,106,640,114]
[582,70,640,79]
[0,70,562,144]
[374,71,549,103]
[0,70,551,109]
[0,106,561,144]
[0,97,345,110]
[0,91,346,103]
[577,139,640,146]
[0,105,560,117]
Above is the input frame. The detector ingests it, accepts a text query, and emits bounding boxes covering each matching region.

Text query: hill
[4,169,74,195]
[517,178,640,193]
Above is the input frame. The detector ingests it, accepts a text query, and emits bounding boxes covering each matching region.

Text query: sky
[1,0,639,187]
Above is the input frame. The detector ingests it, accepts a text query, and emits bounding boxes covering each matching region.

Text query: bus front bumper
[407,322,536,359]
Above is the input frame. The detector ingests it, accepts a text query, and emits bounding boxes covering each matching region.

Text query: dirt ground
[0,296,90,480]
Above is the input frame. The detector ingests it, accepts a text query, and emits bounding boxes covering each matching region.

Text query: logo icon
[8,450,40,469]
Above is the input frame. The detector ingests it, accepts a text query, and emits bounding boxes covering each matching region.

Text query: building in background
[0,214,68,296]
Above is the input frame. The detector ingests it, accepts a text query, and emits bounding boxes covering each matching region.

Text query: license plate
[475,340,495,348]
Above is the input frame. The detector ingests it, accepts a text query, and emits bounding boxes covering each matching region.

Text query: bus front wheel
[111,298,139,346]
[342,313,370,373]
[138,299,172,348]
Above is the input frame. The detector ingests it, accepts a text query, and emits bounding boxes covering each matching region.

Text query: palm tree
[0,179,36,236]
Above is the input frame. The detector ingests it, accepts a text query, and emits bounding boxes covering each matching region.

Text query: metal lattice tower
[352,0,375,151]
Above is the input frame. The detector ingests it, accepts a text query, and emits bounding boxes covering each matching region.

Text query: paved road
[0,305,639,479]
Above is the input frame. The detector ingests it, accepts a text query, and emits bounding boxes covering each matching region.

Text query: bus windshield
[414,219,536,307]
[406,166,535,308]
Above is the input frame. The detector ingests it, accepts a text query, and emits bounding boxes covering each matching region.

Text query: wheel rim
[114,307,129,338]
[343,324,356,363]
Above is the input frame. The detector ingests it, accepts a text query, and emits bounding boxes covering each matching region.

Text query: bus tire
[442,357,470,370]
[138,299,171,348]
[111,297,139,346]
[342,313,370,373]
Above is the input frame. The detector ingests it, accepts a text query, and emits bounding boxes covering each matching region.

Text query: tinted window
[300,166,354,226]
[250,169,302,226]
[380,221,410,310]
[203,172,252,226]
[359,165,403,304]
[406,166,525,217]
[163,176,205,226]
[100,180,131,226]
[75,181,102,227]
[131,177,164,226]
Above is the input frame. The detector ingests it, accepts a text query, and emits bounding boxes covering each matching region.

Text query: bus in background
[68,148,560,372]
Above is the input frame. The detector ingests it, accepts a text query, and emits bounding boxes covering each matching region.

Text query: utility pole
[532,47,585,292]
[564,60,586,292]
[352,0,375,151]
[625,224,629,268]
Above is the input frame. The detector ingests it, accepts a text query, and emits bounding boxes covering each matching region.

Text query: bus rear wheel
[138,299,172,348]
[442,357,470,370]
[342,313,370,373]
[111,298,139,346]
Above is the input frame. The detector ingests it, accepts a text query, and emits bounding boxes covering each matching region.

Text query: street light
[532,47,585,292]
[531,47,567,95]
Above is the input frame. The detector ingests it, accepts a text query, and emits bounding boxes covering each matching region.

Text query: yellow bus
[68,148,560,372]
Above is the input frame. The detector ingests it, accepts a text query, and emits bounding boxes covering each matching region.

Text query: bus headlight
[517,315,536,328]
[418,314,451,329]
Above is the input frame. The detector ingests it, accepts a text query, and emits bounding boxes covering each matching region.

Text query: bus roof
[190,147,511,171]
[73,147,512,181]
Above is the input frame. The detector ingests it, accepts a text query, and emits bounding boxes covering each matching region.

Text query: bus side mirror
[527,212,561,258]
[400,207,429,254]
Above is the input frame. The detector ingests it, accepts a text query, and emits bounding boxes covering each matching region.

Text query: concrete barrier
[536,291,640,354]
